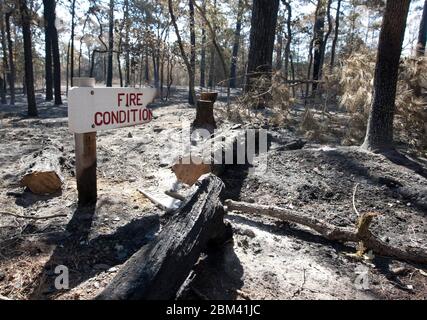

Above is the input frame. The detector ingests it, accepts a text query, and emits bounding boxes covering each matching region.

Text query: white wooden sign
[68,87,157,133]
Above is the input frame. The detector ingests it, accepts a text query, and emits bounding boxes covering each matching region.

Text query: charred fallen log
[96,174,232,300]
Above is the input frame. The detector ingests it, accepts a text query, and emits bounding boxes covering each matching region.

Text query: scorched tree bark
[245,0,280,92]
[362,0,411,151]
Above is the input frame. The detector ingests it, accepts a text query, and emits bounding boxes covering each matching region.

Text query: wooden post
[73,77,97,205]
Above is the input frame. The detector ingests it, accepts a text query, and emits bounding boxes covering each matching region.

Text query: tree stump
[200,91,218,103]
[21,146,64,194]
[96,174,232,300]
[193,100,217,130]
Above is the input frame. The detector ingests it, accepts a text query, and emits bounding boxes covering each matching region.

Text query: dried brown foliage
[334,48,427,155]
[230,72,295,127]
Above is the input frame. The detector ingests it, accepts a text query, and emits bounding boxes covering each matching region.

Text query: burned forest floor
[0,88,426,300]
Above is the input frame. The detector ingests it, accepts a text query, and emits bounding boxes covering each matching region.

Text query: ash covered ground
[0,89,426,300]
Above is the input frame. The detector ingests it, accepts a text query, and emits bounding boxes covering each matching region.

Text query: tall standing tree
[416,0,427,57]
[329,0,342,70]
[207,0,217,89]
[282,0,293,81]
[106,0,114,87]
[70,0,76,87]
[0,2,8,105]
[362,0,411,151]
[311,0,326,92]
[43,0,53,101]
[168,0,196,105]
[318,0,332,81]
[5,10,15,105]
[245,0,280,91]
[44,0,62,105]
[229,0,244,88]
[19,0,37,116]
[200,0,206,88]
[189,0,196,104]
[124,0,130,87]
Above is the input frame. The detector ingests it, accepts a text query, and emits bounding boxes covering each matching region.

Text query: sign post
[73,78,97,205]
[69,77,156,205]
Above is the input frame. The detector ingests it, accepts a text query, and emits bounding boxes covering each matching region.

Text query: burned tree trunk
[5,11,15,105]
[0,4,8,105]
[96,175,232,300]
[189,0,196,105]
[229,0,244,88]
[283,1,293,81]
[168,0,196,105]
[330,0,341,71]
[200,0,207,88]
[362,0,411,151]
[312,0,326,93]
[124,0,130,87]
[44,0,62,105]
[245,0,280,92]
[106,0,114,87]
[70,0,76,87]
[416,0,427,57]
[43,0,53,101]
[0,76,5,105]
[51,4,62,105]
[19,0,37,116]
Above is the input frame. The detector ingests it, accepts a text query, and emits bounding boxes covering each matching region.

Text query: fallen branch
[225,200,427,265]
[0,211,67,220]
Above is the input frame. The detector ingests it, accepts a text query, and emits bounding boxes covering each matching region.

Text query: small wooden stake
[73,77,97,205]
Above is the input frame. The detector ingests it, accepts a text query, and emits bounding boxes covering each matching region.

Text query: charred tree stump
[193,100,216,130]
[96,174,232,300]
[200,91,218,103]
